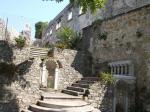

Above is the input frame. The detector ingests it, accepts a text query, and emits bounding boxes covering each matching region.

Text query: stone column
[41,63,48,87]
[54,68,59,90]
[114,65,117,75]
[121,64,124,75]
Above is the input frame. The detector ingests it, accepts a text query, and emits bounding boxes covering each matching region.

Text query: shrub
[55,42,69,49]
[92,19,103,31]
[15,35,26,48]
[98,32,108,40]
[100,72,115,85]
[56,27,81,49]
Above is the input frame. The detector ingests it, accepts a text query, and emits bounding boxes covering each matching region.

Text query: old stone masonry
[0,1,150,112]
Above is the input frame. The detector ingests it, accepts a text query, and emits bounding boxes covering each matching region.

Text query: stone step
[41,92,82,100]
[67,86,86,92]
[29,104,62,112]
[62,89,84,96]
[81,77,99,81]
[37,100,89,108]
[72,83,89,88]
[21,109,33,112]
[77,80,96,84]
[40,88,56,92]
[29,104,94,112]
[63,105,94,112]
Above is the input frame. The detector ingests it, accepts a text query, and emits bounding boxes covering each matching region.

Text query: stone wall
[88,82,113,112]
[53,48,92,90]
[0,41,41,112]
[53,48,83,90]
[83,5,150,112]
[42,0,150,46]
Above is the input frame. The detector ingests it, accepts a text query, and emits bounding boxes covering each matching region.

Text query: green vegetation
[56,27,81,50]
[45,0,108,13]
[15,35,26,48]
[92,19,103,31]
[35,21,48,39]
[99,72,115,85]
[98,32,108,40]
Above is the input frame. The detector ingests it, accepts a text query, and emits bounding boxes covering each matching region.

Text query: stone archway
[45,60,58,89]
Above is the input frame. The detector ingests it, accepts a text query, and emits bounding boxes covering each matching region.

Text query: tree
[35,21,48,39]
[44,0,108,13]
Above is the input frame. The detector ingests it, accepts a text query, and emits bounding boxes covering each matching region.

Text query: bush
[56,27,81,49]
[15,35,26,48]
[98,32,108,40]
[100,72,115,85]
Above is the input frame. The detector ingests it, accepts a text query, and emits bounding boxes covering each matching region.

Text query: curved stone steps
[67,86,86,92]
[29,104,62,112]
[41,92,82,100]
[29,103,94,112]
[62,89,84,96]
[72,83,90,88]
[37,100,90,108]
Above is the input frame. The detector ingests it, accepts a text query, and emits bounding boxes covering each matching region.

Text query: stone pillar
[125,64,128,76]
[41,63,48,87]
[39,62,43,86]
[114,65,117,75]
[117,65,120,75]
[54,68,59,90]
[121,64,124,75]
[110,65,113,74]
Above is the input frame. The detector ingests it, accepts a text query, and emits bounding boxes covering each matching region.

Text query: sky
[0,0,69,40]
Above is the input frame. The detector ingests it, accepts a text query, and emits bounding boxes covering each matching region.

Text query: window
[79,6,84,15]
[68,9,72,21]
[56,19,61,30]
[50,29,52,35]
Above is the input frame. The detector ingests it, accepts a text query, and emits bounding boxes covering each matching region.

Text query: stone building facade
[42,0,150,46]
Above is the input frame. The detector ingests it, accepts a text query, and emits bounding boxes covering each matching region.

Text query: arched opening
[45,60,57,88]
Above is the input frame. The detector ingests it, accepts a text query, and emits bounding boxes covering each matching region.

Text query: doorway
[45,60,57,88]
[116,89,127,112]
[113,80,129,112]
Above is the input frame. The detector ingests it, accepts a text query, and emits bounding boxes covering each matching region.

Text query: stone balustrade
[109,60,134,77]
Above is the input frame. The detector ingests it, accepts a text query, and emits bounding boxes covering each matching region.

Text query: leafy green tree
[44,0,107,13]
[35,21,48,39]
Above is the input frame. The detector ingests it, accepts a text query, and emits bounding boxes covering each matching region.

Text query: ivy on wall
[98,32,108,40]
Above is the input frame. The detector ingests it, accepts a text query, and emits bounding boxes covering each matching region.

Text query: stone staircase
[29,47,50,58]
[62,77,99,96]
[26,77,100,112]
